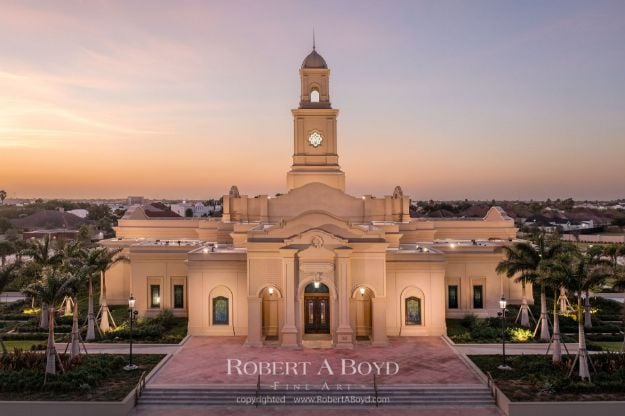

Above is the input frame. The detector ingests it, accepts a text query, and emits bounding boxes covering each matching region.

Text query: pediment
[285,228,348,247]
[256,210,383,240]
[267,182,365,222]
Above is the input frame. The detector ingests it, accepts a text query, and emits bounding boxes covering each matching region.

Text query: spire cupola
[299,36,331,109]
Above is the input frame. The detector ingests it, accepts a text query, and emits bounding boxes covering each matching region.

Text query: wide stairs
[137,383,495,407]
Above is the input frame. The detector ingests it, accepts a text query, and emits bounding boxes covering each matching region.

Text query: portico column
[280,248,299,347]
[245,296,262,346]
[371,297,388,346]
[335,248,354,348]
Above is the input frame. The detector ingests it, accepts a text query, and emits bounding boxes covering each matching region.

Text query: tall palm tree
[21,235,63,329]
[22,268,78,377]
[82,247,103,341]
[64,266,89,359]
[58,240,84,315]
[0,263,18,354]
[497,244,535,328]
[546,247,612,380]
[93,247,127,333]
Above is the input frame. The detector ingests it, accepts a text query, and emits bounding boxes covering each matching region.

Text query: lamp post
[497,296,512,371]
[123,294,139,371]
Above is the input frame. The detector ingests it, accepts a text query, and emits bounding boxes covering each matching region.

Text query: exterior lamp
[268,287,274,295]
[450,242,456,248]
[360,287,366,296]
[202,247,209,254]
[497,295,512,371]
[314,280,320,289]
[124,294,139,371]
[423,247,429,253]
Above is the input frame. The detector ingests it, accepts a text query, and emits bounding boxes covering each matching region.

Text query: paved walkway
[453,341,582,355]
[149,336,482,386]
[54,342,180,354]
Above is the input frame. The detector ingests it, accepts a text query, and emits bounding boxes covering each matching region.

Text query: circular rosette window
[308,131,323,147]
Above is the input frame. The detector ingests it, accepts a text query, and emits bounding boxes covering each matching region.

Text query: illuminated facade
[102,47,529,348]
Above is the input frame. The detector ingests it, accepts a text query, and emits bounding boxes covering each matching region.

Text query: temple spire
[313,29,316,50]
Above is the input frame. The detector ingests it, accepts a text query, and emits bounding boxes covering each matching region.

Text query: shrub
[460,314,479,329]
[508,327,533,342]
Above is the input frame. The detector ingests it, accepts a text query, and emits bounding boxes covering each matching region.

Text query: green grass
[591,341,624,352]
[1,340,45,350]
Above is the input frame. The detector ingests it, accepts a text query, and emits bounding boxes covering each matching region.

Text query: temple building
[102,46,530,348]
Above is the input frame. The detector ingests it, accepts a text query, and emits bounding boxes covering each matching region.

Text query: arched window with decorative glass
[212,296,229,325]
[405,296,422,325]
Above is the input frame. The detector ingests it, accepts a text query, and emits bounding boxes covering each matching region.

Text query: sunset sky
[1,0,624,201]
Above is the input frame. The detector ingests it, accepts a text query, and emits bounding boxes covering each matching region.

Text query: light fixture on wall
[450,242,456,248]
[268,287,274,295]
[202,247,209,254]
[314,273,321,289]
[359,287,365,296]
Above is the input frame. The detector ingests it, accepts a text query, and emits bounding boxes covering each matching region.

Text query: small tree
[0,189,6,205]
[90,247,128,333]
[23,269,78,378]
[21,235,63,329]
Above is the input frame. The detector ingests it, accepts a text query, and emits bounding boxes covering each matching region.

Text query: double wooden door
[304,296,330,333]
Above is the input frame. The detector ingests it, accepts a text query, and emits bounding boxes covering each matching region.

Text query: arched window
[405,297,421,325]
[310,89,320,103]
[213,296,229,325]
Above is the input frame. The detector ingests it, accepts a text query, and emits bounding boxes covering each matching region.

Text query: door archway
[303,282,330,334]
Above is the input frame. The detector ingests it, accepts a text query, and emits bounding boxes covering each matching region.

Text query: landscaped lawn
[470,354,625,402]
[590,341,624,352]
[0,353,164,401]
[1,340,45,350]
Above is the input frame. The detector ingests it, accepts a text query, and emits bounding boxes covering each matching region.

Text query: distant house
[68,208,89,219]
[22,229,79,240]
[10,210,92,231]
[169,202,222,218]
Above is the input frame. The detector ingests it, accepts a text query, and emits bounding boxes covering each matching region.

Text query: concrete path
[453,342,582,355]
[54,342,180,354]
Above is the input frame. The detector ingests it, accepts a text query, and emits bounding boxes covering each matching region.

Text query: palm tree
[64,266,89,359]
[0,190,6,205]
[93,247,127,333]
[21,235,63,329]
[497,244,535,328]
[496,233,562,337]
[546,247,612,380]
[0,263,18,354]
[82,248,103,341]
[58,240,84,315]
[22,268,78,377]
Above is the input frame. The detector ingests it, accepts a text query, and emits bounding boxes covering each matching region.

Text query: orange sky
[1,1,624,201]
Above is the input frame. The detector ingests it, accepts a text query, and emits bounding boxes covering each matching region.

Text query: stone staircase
[137,384,495,407]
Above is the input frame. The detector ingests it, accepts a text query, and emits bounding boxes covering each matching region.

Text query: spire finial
[313,29,316,51]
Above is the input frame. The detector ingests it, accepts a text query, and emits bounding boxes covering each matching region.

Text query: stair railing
[134,370,147,405]
[373,373,379,407]
[255,374,260,408]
